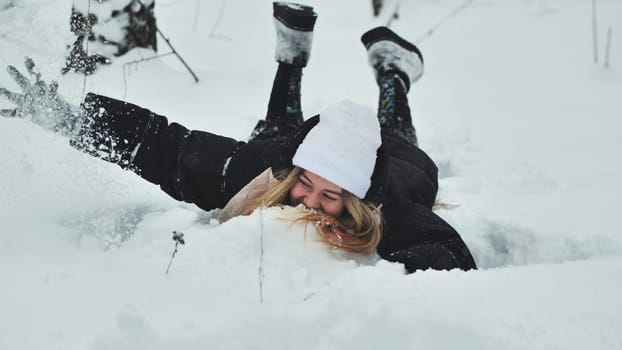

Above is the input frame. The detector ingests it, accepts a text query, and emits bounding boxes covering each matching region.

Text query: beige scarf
[217,168,279,223]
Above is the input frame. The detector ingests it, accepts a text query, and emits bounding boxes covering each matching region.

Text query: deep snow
[1,0,622,349]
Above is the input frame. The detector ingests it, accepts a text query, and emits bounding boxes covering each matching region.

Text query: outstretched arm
[71,93,244,211]
[1,59,241,211]
[1,59,312,212]
[74,93,319,211]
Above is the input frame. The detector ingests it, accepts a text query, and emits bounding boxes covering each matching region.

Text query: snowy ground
[1,0,622,349]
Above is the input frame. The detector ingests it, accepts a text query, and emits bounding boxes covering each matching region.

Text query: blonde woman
[0,3,476,272]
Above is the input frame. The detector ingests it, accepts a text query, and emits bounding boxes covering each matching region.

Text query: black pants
[250,63,418,147]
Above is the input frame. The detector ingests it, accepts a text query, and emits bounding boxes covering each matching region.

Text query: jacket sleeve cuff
[70,93,163,168]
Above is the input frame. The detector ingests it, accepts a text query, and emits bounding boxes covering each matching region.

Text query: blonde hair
[241,167,382,254]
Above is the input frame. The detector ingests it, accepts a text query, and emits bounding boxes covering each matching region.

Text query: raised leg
[267,64,303,121]
[249,2,317,141]
[377,73,417,146]
[361,27,424,146]
[250,63,304,141]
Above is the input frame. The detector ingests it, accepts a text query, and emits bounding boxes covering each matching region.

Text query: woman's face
[289,170,345,217]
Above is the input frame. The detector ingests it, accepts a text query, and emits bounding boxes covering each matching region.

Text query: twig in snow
[122,51,174,99]
[303,292,316,301]
[415,0,474,44]
[166,230,185,274]
[592,0,599,63]
[208,0,231,41]
[156,27,200,83]
[192,0,201,33]
[258,209,265,303]
[604,26,612,68]
[81,0,94,101]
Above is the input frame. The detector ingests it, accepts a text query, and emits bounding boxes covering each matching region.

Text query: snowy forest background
[1,0,621,349]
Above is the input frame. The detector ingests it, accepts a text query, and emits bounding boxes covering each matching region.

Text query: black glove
[1,57,83,136]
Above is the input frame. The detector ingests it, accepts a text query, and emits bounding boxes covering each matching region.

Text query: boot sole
[273,2,318,31]
[361,26,423,63]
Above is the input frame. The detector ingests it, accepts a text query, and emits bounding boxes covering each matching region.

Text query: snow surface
[1,0,622,349]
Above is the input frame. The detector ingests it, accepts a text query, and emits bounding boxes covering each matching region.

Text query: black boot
[361,26,423,91]
[273,2,318,67]
[362,27,421,146]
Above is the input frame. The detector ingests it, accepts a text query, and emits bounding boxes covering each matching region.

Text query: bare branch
[592,0,599,63]
[258,209,265,303]
[122,52,175,99]
[604,26,613,68]
[156,27,200,83]
[415,0,474,44]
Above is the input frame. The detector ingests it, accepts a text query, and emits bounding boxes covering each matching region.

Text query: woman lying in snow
[0,2,476,273]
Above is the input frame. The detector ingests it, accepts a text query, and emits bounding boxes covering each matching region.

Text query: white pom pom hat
[292,100,381,198]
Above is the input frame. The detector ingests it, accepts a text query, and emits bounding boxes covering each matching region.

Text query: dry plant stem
[166,241,180,274]
[592,0,599,63]
[193,0,201,32]
[156,27,200,83]
[208,0,229,40]
[415,0,473,44]
[604,26,612,68]
[82,0,94,100]
[303,292,316,301]
[258,209,265,303]
[122,52,174,99]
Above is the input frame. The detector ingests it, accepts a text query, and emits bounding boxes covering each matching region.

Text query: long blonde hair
[241,167,382,254]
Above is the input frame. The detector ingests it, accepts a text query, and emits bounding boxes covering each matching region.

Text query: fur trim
[274,19,314,66]
[367,40,424,85]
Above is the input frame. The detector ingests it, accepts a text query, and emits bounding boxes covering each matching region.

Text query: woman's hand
[1,57,82,136]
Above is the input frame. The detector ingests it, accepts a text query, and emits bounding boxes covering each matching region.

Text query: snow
[1,0,622,349]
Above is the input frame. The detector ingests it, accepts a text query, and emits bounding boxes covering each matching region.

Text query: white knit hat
[292,99,381,198]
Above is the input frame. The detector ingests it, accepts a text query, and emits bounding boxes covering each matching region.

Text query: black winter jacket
[73,93,477,273]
